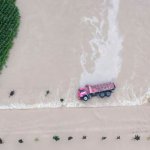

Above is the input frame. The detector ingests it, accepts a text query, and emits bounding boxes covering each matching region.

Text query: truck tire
[99,92,105,98]
[83,96,88,101]
[105,91,111,97]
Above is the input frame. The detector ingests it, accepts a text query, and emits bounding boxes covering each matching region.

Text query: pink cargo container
[78,82,116,101]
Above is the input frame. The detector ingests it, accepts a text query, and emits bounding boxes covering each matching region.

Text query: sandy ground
[0,0,150,149]
[0,106,150,150]
[0,0,150,107]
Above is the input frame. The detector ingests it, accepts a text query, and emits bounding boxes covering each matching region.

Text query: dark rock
[117,136,120,139]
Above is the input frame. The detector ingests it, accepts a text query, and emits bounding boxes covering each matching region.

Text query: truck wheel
[83,96,88,101]
[99,92,105,98]
[105,91,111,97]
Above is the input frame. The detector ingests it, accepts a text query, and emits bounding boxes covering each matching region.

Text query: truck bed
[86,82,115,94]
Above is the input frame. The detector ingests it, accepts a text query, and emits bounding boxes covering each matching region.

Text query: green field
[0,0,20,71]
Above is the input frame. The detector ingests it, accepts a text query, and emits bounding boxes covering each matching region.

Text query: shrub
[18,139,23,143]
[134,135,140,141]
[53,136,60,141]
[0,138,3,144]
[68,136,73,140]
[0,0,20,71]
[82,136,86,139]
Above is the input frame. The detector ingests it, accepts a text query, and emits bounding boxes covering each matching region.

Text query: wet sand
[117,0,150,105]
[0,0,150,149]
[0,0,150,107]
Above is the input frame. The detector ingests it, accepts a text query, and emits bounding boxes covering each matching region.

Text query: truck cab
[78,88,89,101]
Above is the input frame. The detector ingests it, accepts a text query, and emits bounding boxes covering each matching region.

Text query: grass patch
[0,0,20,71]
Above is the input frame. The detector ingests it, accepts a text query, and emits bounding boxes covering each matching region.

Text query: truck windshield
[79,90,85,92]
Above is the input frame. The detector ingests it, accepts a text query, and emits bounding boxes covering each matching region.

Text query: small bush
[18,139,23,143]
[53,136,60,141]
[82,136,86,139]
[0,138,3,144]
[134,135,140,141]
[147,136,150,140]
[34,138,39,142]
[68,136,73,140]
[45,90,50,96]
[9,90,15,97]
[116,136,120,140]
[60,98,64,102]
[102,136,107,140]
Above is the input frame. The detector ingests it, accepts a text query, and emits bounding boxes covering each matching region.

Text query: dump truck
[78,82,116,101]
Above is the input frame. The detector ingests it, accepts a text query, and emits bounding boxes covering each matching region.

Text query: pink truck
[78,82,116,101]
